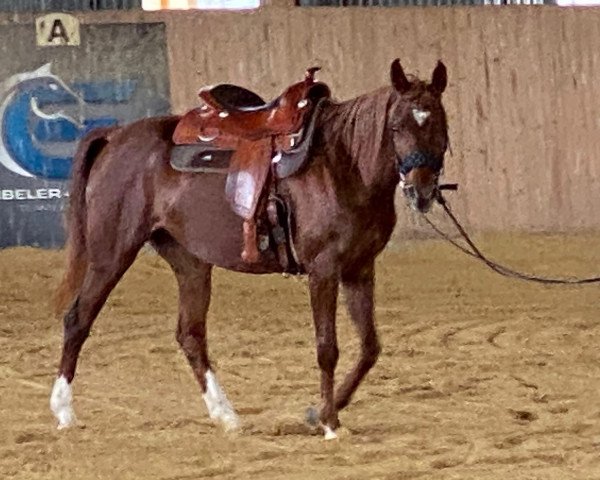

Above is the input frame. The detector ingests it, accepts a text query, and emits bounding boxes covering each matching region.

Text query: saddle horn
[305,66,321,83]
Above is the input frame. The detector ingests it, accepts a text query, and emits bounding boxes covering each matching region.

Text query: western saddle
[172,67,331,268]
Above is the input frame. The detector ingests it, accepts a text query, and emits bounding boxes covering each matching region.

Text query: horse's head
[388,59,449,213]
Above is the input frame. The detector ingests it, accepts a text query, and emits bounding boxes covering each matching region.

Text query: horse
[50,58,449,440]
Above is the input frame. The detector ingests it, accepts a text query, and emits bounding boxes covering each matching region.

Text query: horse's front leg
[308,270,340,439]
[334,261,381,411]
[152,237,239,432]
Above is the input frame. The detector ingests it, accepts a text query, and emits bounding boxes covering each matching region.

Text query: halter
[397,150,443,176]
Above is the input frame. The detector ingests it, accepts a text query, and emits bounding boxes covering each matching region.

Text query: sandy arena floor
[1,233,600,480]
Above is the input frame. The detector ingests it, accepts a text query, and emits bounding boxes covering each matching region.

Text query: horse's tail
[53,127,115,317]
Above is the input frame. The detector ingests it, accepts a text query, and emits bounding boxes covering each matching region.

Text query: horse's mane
[321,86,390,140]
[319,86,396,188]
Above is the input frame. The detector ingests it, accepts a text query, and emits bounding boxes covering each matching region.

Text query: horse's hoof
[322,424,338,440]
[305,406,319,427]
[53,407,76,429]
[221,414,241,433]
[53,405,76,429]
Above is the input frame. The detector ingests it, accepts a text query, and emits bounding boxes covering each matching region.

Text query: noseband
[397,150,443,177]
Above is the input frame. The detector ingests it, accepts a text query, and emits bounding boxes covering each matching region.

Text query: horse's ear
[390,58,410,94]
[429,60,447,95]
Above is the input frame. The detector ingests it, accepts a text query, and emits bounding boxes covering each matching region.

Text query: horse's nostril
[412,196,433,213]
[403,185,417,198]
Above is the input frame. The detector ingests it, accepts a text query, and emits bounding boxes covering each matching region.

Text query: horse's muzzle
[401,182,435,213]
[397,151,444,213]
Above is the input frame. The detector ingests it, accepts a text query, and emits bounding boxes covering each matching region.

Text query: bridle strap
[398,151,443,176]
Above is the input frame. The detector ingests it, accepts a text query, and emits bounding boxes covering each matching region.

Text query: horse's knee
[316,339,339,372]
[176,321,202,346]
[176,322,208,366]
[175,326,196,356]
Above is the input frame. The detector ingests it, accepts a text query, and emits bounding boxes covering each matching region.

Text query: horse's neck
[320,91,399,203]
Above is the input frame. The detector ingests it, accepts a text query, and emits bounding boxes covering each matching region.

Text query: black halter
[398,150,443,176]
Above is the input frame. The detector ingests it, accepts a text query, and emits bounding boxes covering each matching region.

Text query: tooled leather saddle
[171,67,331,270]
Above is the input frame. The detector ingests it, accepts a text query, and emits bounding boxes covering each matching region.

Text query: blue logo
[0,63,137,180]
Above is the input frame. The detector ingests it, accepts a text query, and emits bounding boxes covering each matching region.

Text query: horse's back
[89,114,282,273]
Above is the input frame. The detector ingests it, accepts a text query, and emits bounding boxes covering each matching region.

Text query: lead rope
[424,188,600,285]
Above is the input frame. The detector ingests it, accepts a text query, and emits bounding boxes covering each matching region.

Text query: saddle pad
[170,145,233,173]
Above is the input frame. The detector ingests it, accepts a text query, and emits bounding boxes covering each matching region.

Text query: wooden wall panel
[162,6,600,233]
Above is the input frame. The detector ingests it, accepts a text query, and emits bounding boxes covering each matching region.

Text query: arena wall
[0,12,170,247]
[1,6,599,246]
[161,6,600,234]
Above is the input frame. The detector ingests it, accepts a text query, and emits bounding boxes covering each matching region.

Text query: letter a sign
[35,13,81,47]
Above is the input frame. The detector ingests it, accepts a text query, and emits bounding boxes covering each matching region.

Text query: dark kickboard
[274,99,325,179]
[170,145,233,173]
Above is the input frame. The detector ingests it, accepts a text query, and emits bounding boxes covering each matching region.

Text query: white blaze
[412,108,430,127]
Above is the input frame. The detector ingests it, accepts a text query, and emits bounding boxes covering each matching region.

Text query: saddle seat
[173,67,330,144]
[199,67,324,119]
[171,67,331,267]
[201,84,267,112]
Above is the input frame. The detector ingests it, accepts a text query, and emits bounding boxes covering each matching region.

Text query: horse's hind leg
[50,191,149,428]
[51,235,147,429]
[151,231,239,431]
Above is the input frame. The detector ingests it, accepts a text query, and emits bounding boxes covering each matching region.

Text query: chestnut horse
[51,59,449,439]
